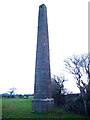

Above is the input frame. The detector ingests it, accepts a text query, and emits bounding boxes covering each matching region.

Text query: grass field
[2,97,90,118]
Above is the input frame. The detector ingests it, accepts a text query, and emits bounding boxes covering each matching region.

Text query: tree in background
[51,74,70,106]
[64,53,90,115]
[8,87,17,98]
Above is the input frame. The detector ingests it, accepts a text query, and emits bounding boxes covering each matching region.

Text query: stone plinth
[32,98,54,113]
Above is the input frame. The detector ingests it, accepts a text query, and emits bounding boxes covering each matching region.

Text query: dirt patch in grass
[2,106,14,109]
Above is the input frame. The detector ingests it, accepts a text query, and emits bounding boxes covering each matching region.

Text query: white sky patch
[0,0,88,94]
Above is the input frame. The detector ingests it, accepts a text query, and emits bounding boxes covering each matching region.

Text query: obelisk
[32,4,54,113]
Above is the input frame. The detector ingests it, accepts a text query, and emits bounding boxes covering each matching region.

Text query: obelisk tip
[39,4,46,8]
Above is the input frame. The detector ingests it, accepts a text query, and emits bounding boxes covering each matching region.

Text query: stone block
[32,98,54,113]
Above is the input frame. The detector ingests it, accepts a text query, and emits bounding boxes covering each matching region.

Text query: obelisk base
[32,98,54,113]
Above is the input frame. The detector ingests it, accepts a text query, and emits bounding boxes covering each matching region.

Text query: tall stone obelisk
[32,4,54,113]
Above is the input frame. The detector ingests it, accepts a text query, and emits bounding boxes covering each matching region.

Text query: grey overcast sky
[0,0,88,94]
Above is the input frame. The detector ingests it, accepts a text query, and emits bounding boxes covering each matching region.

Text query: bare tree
[8,87,17,95]
[64,53,90,115]
[51,74,68,95]
[51,74,69,106]
[64,54,90,94]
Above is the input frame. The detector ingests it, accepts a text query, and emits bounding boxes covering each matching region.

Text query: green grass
[2,97,90,118]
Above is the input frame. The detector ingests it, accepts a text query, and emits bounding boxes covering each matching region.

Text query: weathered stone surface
[32,99,54,113]
[32,4,54,112]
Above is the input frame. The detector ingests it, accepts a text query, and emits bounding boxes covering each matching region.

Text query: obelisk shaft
[34,4,51,99]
